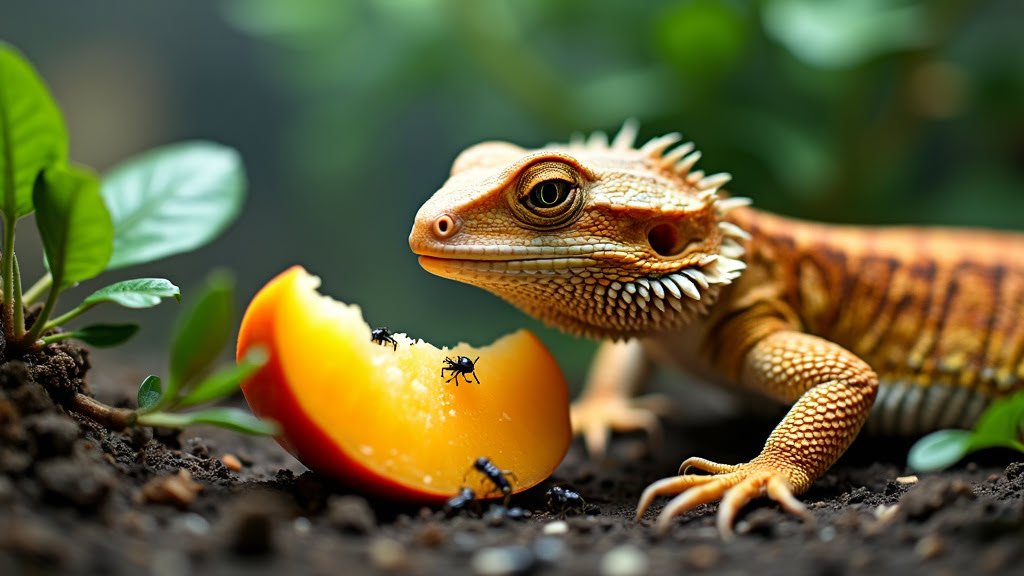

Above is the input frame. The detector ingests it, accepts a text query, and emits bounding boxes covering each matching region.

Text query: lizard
[407,120,1024,537]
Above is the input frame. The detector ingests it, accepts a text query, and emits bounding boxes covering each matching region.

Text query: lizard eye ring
[511,160,585,229]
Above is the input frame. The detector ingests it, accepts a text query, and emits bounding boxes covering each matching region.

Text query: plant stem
[23,275,60,344]
[38,331,74,346]
[22,273,52,305]
[12,254,23,339]
[42,302,94,332]
[1,215,14,341]
[70,393,137,430]
[135,411,189,429]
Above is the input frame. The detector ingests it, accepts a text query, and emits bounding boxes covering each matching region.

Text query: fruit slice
[237,266,571,500]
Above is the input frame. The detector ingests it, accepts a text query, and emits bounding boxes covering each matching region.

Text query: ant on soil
[444,486,479,517]
[441,356,480,386]
[545,486,589,517]
[370,327,397,351]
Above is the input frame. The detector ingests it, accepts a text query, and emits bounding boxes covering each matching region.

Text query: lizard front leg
[636,330,878,537]
[571,339,671,456]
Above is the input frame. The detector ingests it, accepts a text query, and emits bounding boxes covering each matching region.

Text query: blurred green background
[2,0,1022,391]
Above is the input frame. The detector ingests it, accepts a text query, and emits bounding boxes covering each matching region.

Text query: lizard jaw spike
[612,118,640,151]
[661,142,697,167]
[716,197,753,215]
[686,170,705,186]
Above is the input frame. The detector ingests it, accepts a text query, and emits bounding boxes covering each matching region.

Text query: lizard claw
[570,393,674,457]
[635,456,814,538]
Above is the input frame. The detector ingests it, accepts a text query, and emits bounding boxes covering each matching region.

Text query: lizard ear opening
[648,223,686,257]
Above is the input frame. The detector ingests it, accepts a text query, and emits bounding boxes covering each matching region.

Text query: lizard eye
[510,159,586,228]
[528,179,573,209]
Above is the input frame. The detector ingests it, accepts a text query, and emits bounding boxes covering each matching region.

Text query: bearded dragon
[407,121,1024,537]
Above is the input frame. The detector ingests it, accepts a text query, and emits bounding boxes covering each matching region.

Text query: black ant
[441,356,480,386]
[545,486,587,517]
[467,456,515,506]
[443,486,479,517]
[371,327,397,351]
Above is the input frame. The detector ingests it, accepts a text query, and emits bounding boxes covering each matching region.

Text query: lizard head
[409,121,749,339]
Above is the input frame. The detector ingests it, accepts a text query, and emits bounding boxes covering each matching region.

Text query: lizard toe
[571,393,670,457]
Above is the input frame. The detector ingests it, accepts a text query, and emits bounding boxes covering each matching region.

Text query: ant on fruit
[441,356,480,386]
[371,327,397,351]
[467,456,515,506]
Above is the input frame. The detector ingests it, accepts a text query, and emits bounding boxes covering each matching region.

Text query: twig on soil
[71,393,137,430]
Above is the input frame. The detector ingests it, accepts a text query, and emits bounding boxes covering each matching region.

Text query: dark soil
[1,349,1022,576]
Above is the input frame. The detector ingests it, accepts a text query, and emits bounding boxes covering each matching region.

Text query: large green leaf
[167,272,234,399]
[33,165,113,288]
[101,141,246,270]
[68,324,139,347]
[83,278,181,309]
[0,44,68,222]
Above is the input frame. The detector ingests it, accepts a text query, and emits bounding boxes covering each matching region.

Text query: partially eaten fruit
[236,266,571,500]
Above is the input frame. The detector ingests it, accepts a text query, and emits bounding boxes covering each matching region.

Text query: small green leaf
[136,375,163,412]
[0,43,68,222]
[166,271,234,400]
[83,278,181,309]
[33,165,113,288]
[67,323,139,347]
[969,390,1024,450]
[908,429,972,472]
[177,348,267,409]
[101,141,246,270]
[138,408,278,435]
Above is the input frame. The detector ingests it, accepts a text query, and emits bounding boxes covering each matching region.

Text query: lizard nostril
[433,214,459,239]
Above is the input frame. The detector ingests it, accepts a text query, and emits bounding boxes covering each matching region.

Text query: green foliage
[0,42,245,356]
[101,142,245,270]
[909,392,1024,472]
[133,273,276,435]
[61,324,140,348]
[0,43,67,222]
[33,165,113,288]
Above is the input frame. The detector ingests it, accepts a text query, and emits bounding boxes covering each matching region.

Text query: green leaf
[136,375,163,412]
[67,323,139,347]
[0,43,68,222]
[166,271,234,400]
[177,348,267,409]
[101,141,246,270]
[968,390,1024,451]
[83,278,181,309]
[908,429,972,472]
[138,407,278,435]
[33,165,113,288]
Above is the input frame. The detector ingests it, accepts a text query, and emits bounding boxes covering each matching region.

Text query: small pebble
[327,495,377,534]
[914,534,945,560]
[369,538,408,571]
[222,454,243,472]
[293,517,312,534]
[686,544,720,571]
[542,520,569,535]
[173,512,211,536]
[600,544,649,576]
[139,469,203,508]
[472,545,536,576]
[895,475,918,485]
[987,473,1000,483]
[532,536,565,564]
[415,523,447,547]
[818,526,837,542]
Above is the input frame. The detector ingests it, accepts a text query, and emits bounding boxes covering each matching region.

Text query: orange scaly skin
[408,122,1024,537]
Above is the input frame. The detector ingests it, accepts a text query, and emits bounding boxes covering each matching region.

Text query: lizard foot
[635,456,814,538]
[571,393,673,457]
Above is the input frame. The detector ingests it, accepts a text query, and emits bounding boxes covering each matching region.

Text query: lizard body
[408,122,1024,536]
